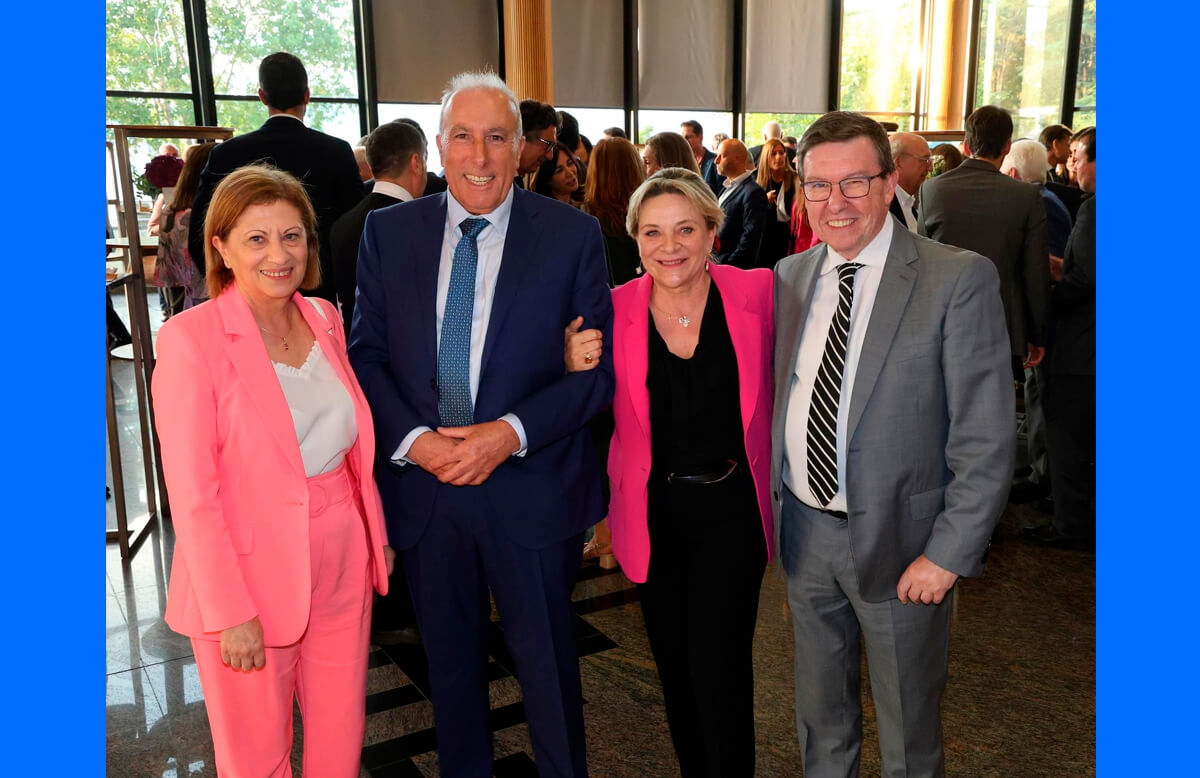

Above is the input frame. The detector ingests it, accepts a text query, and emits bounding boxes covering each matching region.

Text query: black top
[604,232,641,287]
[646,281,748,480]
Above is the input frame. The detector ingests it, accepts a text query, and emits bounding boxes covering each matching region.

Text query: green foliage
[973,0,1073,137]
[638,124,655,144]
[744,114,824,144]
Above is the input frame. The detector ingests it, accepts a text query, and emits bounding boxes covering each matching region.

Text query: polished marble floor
[106,289,1095,776]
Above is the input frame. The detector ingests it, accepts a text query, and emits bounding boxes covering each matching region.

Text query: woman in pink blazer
[152,165,393,778]
[569,168,774,776]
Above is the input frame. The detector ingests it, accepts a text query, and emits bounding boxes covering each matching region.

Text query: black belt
[666,459,738,485]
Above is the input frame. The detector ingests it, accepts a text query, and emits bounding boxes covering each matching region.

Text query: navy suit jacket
[699,149,725,197]
[187,115,365,302]
[718,179,769,269]
[347,187,615,550]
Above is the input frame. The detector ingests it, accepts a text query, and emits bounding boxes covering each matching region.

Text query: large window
[106,0,195,163]
[637,110,733,148]
[1072,0,1096,128]
[974,0,1073,138]
[840,0,923,124]
[558,107,628,150]
[206,0,361,145]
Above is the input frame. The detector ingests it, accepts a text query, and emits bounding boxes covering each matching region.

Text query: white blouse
[273,341,358,477]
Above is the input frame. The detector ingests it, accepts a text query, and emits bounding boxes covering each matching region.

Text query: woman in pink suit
[568,168,774,777]
[152,165,393,778]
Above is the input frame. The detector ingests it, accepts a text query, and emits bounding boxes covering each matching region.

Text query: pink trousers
[192,460,373,778]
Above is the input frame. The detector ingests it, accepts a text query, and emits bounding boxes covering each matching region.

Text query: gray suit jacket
[771,219,1015,601]
[918,158,1051,357]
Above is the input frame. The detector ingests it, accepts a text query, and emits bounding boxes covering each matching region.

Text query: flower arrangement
[145,154,184,190]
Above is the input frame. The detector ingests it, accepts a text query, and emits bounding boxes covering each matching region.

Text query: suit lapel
[216,287,306,479]
[711,266,761,439]
[481,189,538,375]
[845,227,919,444]
[774,248,825,402]
[623,276,653,446]
[413,194,448,368]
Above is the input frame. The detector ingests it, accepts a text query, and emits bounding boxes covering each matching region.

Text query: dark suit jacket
[1040,186,1073,258]
[699,148,725,197]
[772,225,1014,600]
[918,157,1051,355]
[888,195,917,228]
[330,191,402,332]
[718,178,769,269]
[188,115,365,302]
[1048,195,1095,376]
[347,187,615,550]
[1046,181,1089,222]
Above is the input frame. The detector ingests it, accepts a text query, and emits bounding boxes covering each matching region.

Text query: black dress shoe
[371,625,422,646]
[1020,522,1090,549]
[1008,479,1050,504]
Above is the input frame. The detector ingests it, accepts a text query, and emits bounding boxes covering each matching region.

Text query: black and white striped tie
[807,262,863,507]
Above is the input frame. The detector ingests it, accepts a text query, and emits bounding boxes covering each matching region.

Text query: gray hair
[626,167,725,238]
[763,120,782,139]
[1001,139,1049,184]
[438,71,523,151]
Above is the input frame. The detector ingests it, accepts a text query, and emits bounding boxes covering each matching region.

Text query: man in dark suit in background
[681,119,724,196]
[348,72,613,777]
[919,104,1051,375]
[887,132,932,233]
[1023,128,1096,548]
[517,99,558,183]
[331,121,428,333]
[715,138,769,269]
[187,52,364,302]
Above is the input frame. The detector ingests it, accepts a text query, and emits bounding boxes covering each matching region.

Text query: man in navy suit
[681,119,724,196]
[187,52,364,302]
[348,71,613,778]
[715,138,769,269]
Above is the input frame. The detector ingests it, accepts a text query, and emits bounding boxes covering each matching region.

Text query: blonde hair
[626,167,724,238]
[204,164,320,300]
[756,138,797,197]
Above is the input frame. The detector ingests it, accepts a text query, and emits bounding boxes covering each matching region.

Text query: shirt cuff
[393,426,432,465]
[499,413,528,458]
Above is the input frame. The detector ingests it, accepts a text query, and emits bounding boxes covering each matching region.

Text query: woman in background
[641,132,701,177]
[531,141,584,207]
[153,165,393,777]
[584,136,646,286]
[756,138,799,265]
[155,142,216,313]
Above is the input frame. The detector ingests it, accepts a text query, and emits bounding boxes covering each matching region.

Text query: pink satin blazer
[607,263,775,583]
[152,286,390,645]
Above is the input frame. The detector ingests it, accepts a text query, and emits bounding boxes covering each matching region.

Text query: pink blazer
[607,263,775,583]
[152,285,390,645]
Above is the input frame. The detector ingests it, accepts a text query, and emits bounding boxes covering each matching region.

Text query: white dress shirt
[371,180,415,202]
[894,185,919,232]
[718,170,753,206]
[274,341,358,477]
[393,186,528,462]
[782,216,894,511]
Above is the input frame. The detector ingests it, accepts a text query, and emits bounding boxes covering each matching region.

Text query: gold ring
[585,353,594,363]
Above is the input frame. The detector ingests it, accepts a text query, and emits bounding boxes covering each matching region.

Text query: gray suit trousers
[781,489,951,778]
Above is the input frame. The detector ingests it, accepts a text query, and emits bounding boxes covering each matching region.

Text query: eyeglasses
[801,173,887,202]
[898,151,933,165]
[527,135,555,152]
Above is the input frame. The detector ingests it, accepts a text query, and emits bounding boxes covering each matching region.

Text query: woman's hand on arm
[564,315,604,373]
[219,616,265,672]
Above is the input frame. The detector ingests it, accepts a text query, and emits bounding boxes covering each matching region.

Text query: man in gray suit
[918,105,1051,376]
[773,112,1014,777]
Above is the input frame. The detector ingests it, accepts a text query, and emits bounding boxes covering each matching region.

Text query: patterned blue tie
[438,217,489,427]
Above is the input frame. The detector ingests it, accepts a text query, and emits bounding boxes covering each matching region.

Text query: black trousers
[638,468,767,777]
[1045,373,1096,537]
